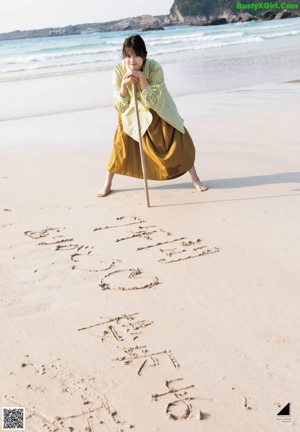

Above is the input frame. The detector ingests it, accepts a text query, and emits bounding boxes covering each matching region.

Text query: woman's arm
[112,67,139,113]
[131,64,165,109]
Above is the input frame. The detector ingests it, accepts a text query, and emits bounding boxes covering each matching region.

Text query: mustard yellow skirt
[107,109,195,181]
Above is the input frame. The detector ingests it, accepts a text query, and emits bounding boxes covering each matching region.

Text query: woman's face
[124,48,144,71]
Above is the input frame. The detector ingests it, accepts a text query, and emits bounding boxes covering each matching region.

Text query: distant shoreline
[1,9,300,41]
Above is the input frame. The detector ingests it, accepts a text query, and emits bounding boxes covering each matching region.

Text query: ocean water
[0,18,300,91]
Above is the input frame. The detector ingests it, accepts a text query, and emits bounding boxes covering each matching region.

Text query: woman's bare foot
[193,179,208,192]
[97,172,114,197]
[188,165,208,192]
[96,183,111,197]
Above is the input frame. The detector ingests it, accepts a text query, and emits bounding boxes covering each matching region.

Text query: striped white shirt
[112,58,185,142]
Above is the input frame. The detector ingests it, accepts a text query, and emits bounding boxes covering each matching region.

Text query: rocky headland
[0,0,299,41]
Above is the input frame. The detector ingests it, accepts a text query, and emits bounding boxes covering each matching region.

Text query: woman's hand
[122,70,140,86]
[128,69,144,79]
[119,71,138,98]
[126,69,148,91]
[120,70,148,96]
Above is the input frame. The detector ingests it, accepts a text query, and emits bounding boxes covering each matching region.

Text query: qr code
[2,407,25,430]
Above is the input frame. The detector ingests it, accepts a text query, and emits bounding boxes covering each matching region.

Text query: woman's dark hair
[122,35,148,60]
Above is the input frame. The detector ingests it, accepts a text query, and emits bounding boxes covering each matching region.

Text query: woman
[97,34,208,197]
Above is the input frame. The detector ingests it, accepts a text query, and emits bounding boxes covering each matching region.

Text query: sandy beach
[1,66,300,431]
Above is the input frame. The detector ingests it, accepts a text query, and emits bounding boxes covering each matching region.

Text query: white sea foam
[148,31,245,46]
[0,47,120,65]
[1,18,300,79]
[245,22,297,32]
[151,36,263,55]
[0,56,117,74]
[263,30,300,38]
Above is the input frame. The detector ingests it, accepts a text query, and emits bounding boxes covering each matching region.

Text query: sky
[0,0,173,34]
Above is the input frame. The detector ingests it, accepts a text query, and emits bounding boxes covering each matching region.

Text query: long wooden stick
[132,83,150,207]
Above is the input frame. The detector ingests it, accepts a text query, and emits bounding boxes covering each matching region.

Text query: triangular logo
[277,403,290,416]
